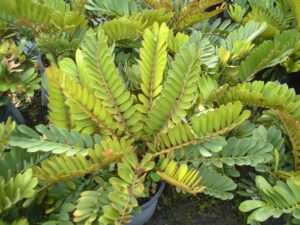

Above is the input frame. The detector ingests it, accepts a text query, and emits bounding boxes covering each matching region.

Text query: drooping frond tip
[157,158,205,195]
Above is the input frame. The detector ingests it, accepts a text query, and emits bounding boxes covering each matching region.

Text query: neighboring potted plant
[0,39,40,124]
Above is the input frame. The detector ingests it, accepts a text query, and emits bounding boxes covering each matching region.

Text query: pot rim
[140,182,166,210]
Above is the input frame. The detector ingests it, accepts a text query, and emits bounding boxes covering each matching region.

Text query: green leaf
[238,30,300,81]
[192,101,250,137]
[145,42,201,134]
[137,22,169,115]
[81,29,141,134]
[239,200,267,212]
[0,169,38,213]
[199,166,237,200]
[240,176,300,224]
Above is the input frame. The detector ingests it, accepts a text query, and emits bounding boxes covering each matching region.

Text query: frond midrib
[93,41,130,134]
[159,55,199,133]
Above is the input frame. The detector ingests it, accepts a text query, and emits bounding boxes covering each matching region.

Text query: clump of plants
[0,1,300,225]
[0,21,247,224]
[0,39,40,107]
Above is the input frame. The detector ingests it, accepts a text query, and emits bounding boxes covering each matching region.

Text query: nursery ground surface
[146,186,281,225]
[18,90,48,127]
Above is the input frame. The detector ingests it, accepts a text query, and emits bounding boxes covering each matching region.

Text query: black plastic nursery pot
[128,182,166,225]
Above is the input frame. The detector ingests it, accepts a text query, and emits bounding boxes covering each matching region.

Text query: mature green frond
[42,0,69,13]
[85,0,137,17]
[176,136,227,159]
[0,0,87,35]
[58,58,80,81]
[59,72,119,135]
[197,76,229,105]
[177,0,226,31]
[144,43,201,135]
[176,2,226,31]
[218,81,300,122]
[0,169,38,213]
[232,120,255,138]
[228,3,247,23]
[187,32,219,68]
[179,0,225,20]
[99,153,154,224]
[9,124,101,156]
[33,153,100,185]
[221,21,267,52]
[71,0,88,12]
[192,101,251,137]
[244,0,289,36]
[252,125,285,154]
[167,31,189,54]
[283,42,300,73]
[198,137,273,168]
[12,219,29,225]
[289,0,300,29]
[53,66,98,135]
[219,81,287,108]
[197,18,239,45]
[0,0,52,31]
[0,149,41,180]
[81,29,141,134]
[0,219,30,225]
[34,138,133,185]
[0,5,15,29]
[238,29,299,81]
[128,9,173,27]
[144,0,173,12]
[46,65,70,129]
[74,187,109,224]
[49,11,87,35]
[58,50,89,87]
[36,34,81,61]
[150,122,196,153]
[279,110,300,171]
[199,166,237,200]
[240,176,300,224]
[0,118,15,155]
[137,22,169,115]
[100,17,145,43]
[152,101,250,156]
[157,158,205,195]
